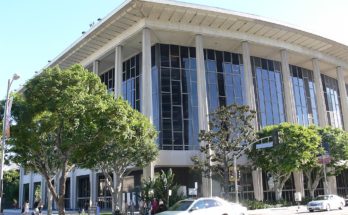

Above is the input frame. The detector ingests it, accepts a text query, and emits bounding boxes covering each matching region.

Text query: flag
[4,97,13,138]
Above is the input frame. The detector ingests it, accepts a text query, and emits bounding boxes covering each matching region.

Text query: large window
[154,44,199,150]
[290,65,318,126]
[251,57,285,128]
[122,54,141,111]
[100,69,115,93]
[77,176,90,209]
[322,74,343,128]
[204,49,244,112]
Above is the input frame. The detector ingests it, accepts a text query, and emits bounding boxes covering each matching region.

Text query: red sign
[318,154,331,164]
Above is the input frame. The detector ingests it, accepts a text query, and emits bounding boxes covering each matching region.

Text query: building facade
[19,0,348,210]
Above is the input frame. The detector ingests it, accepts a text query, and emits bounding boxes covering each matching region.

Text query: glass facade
[153,44,199,150]
[204,49,244,112]
[322,74,343,128]
[122,54,141,111]
[290,65,318,126]
[251,57,285,128]
[100,68,115,93]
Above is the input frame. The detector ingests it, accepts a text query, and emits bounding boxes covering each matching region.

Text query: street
[248,205,348,215]
[4,206,348,215]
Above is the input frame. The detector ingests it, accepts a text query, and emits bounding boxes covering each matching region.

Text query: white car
[307,194,345,212]
[156,197,247,215]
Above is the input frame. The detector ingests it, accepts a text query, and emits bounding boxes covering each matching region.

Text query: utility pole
[0,74,20,213]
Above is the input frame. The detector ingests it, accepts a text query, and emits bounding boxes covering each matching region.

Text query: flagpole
[0,74,19,213]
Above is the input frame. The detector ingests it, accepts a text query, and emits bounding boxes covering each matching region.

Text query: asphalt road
[248,205,348,215]
[4,206,348,215]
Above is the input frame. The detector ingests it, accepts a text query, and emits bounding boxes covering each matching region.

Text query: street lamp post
[0,74,20,212]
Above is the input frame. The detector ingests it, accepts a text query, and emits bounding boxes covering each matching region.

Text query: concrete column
[337,66,348,130]
[195,34,211,197]
[40,176,45,201]
[280,50,296,123]
[241,41,257,112]
[281,50,305,197]
[293,171,305,197]
[29,172,34,208]
[114,45,123,98]
[251,168,263,201]
[70,169,76,209]
[141,28,155,180]
[242,41,263,201]
[89,170,97,206]
[19,167,24,205]
[93,60,100,76]
[312,59,328,127]
[327,167,337,195]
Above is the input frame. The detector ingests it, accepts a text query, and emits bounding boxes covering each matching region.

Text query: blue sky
[1,0,347,100]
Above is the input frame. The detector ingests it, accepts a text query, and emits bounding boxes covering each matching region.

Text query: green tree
[303,126,348,198]
[191,104,256,199]
[77,97,158,213]
[248,123,320,200]
[141,169,184,207]
[3,169,19,209]
[9,65,111,215]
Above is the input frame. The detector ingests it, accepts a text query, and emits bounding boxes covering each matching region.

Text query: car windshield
[168,200,194,211]
[315,196,329,200]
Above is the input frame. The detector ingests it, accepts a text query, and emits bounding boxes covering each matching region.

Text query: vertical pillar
[93,60,100,76]
[19,167,24,206]
[312,59,328,127]
[293,171,305,197]
[195,34,211,197]
[252,168,263,201]
[326,167,337,195]
[337,66,348,130]
[40,176,45,202]
[141,28,155,180]
[89,170,97,207]
[241,41,257,112]
[70,168,76,209]
[29,172,34,208]
[281,50,305,197]
[280,50,296,123]
[313,59,337,194]
[242,41,263,201]
[114,45,123,98]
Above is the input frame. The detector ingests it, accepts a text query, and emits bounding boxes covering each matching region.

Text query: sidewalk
[2,209,141,215]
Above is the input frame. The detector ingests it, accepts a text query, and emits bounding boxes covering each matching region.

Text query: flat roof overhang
[45,0,348,74]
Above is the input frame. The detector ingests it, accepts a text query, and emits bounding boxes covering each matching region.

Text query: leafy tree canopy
[76,97,158,211]
[247,122,320,200]
[9,65,111,214]
[192,104,256,198]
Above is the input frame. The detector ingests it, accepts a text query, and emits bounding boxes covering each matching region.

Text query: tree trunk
[57,197,65,215]
[57,161,68,215]
[223,168,230,200]
[274,181,283,201]
[274,173,291,201]
[305,171,315,199]
[305,169,322,199]
[103,170,123,214]
[112,174,123,213]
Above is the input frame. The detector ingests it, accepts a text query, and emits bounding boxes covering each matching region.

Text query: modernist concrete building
[19,0,348,210]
